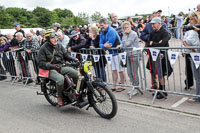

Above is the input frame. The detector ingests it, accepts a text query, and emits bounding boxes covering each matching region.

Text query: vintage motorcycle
[37,61,118,119]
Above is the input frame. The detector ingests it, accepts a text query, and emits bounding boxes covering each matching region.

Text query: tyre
[42,81,58,106]
[88,83,118,119]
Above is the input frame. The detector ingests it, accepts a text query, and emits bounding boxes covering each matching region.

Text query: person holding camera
[183,11,200,103]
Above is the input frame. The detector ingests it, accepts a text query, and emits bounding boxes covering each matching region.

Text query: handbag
[38,49,55,78]
[38,69,50,78]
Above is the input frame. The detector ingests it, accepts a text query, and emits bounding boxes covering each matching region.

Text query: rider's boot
[57,97,63,106]
[57,84,64,106]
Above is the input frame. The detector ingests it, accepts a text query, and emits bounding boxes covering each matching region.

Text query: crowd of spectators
[0,4,200,102]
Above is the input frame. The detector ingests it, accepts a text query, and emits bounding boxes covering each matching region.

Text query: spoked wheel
[42,81,58,106]
[88,83,118,119]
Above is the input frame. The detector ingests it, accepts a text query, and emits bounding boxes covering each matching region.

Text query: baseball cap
[69,30,79,38]
[150,17,161,23]
[13,23,20,27]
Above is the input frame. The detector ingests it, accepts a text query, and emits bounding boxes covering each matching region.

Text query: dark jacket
[10,38,19,47]
[147,26,169,47]
[67,35,87,52]
[14,29,25,37]
[111,22,123,39]
[86,35,107,67]
[37,42,74,70]
[146,26,173,77]
[140,22,171,42]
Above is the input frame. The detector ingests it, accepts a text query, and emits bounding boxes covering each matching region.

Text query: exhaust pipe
[77,100,89,108]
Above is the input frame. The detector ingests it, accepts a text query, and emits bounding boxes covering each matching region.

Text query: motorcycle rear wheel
[88,83,118,119]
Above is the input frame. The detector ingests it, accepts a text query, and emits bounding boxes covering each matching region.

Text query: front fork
[87,81,106,99]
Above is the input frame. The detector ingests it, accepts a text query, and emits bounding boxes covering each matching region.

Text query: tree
[61,17,74,28]
[33,7,53,28]
[91,11,103,23]
[0,6,13,28]
[54,8,74,18]
[0,6,87,29]
[77,12,89,23]
[73,16,88,26]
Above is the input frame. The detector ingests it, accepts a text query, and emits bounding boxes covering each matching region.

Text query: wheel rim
[45,82,58,105]
[92,86,113,115]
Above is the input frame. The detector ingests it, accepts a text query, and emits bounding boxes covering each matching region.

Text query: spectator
[156,10,162,18]
[52,22,61,33]
[197,3,200,12]
[127,16,139,36]
[140,12,171,89]
[38,29,46,46]
[110,13,123,39]
[7,33,19,48]
[24,33,40,83]
[183,11,200,103]
[30,29,38,40]
[147,17,173,99]
[15,32,32,84]
[24,33,40,54]
[99,18,125,92]
[67,30,87,53]
[137,19,145,32]
[13,23,25,37]
[117,21,141,95]
[0,37,16,80]
[57,31,70,49]
[87,25,107,82]
[175,12,184,39]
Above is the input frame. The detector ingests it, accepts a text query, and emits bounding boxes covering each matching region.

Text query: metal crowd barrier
[0,50,38,86]
[142,47,200,103]
[1,46,200,104]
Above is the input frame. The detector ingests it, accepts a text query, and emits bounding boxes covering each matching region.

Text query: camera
[183,24,200,31]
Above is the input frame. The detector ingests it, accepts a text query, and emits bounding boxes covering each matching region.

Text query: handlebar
[62,61,80,68]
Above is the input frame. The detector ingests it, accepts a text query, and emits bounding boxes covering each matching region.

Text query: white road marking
[171,97,189,108]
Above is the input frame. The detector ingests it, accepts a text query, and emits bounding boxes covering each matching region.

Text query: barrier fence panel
[0,45,200,104]
[0,50,38,86]
[142,47,200,103]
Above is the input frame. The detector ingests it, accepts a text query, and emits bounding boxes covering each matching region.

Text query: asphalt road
[0,82,200,133]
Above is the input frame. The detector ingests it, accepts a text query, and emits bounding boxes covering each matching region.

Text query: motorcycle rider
[37,29,79,106]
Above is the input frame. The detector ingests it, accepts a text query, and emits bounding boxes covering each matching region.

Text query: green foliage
[0,5,87,29]
[77,12,89,23]
[0,6,13,28]
[91,11,103,23]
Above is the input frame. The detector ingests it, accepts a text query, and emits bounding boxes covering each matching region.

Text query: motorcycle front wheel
[88,83,118,119]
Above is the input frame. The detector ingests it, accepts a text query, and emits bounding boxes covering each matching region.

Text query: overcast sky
[1,0,199,17]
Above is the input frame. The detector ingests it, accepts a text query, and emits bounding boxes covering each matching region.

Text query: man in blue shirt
[99,18,125,92]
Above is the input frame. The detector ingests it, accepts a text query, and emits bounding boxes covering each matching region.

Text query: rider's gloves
[73,58,79,62]
[53,64,61,72]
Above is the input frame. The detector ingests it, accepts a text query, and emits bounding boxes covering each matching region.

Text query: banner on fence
[119,52,127,65]
[168,51,180,65]
[92,55,100,62]
[149,48,160,61]
[190,52,200,69]
[105,55,112,65]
